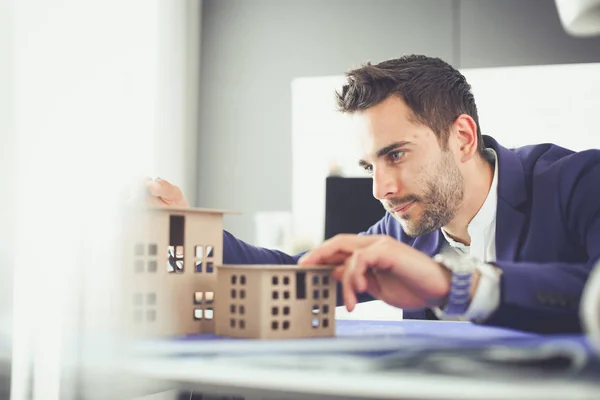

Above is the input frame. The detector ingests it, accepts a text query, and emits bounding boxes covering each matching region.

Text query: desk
[128,320,600,400]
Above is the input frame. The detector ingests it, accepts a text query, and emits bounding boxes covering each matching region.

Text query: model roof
[145,206,239,215]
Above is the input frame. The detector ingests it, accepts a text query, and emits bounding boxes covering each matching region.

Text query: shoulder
[512,142,600,176]
[495,139,600,185]
[509,142,600,226]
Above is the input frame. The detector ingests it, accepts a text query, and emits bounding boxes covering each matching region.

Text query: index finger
[298,234,380,266]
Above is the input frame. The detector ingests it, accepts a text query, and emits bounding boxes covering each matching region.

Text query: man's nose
[372,167,399,200]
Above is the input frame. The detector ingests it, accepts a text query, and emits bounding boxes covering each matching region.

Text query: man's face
[354,96,464,237]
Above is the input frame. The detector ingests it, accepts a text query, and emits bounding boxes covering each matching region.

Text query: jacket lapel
[495,197,527,261]
[484,136,528,262]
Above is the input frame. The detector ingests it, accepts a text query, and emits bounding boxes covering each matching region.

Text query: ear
[451,114,479,163]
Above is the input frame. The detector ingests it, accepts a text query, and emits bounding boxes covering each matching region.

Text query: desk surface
[129,320,600,400]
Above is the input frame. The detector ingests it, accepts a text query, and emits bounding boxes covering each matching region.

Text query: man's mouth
[392,201,416,215]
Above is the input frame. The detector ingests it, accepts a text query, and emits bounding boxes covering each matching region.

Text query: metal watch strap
[434,253,474,316]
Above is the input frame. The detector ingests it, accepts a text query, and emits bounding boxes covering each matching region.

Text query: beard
[385,151,464,237]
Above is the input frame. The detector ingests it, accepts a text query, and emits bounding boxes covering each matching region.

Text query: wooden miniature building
[215,265,336,339]
[122,206,337,340]
[123,206,225,338]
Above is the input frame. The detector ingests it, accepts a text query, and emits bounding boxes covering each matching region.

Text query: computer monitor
[324,176,387,240]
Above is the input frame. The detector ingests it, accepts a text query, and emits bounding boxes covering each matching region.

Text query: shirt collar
[441,148,499,247]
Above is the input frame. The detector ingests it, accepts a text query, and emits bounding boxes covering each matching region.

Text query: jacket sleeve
[222,213,393,265]
[219,212,434,318]
[482,158,600,333]
[222,228,370,308]
[359,213,391,236]
[222,230,302,265]
[221,214,392,307]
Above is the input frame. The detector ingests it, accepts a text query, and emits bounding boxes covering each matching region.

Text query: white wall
[291,63,600,248]
[291,76,357,248]
[463,63,600,151]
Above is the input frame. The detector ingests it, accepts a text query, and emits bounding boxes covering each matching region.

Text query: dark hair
[335,55,484,154]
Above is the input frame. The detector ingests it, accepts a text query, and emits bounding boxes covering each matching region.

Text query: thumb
[145,178,189,207]
[146,180,162,197]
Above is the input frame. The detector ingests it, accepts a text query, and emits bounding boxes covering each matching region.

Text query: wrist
[433,253,478,317]
[433,256,502,322]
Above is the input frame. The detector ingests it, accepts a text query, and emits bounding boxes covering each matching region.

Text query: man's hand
[298,234,452,312]
[145,178,190,208]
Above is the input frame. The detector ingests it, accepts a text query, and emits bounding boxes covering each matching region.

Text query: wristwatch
[433,253,478,317]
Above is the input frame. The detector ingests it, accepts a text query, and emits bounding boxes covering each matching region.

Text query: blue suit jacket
[223,136,600,333]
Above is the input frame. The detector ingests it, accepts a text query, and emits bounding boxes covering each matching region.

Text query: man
[147,55,600,333]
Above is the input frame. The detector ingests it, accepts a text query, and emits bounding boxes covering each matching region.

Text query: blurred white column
[0,0,16,342]
[10,1,202,399]
[154,0,202,204]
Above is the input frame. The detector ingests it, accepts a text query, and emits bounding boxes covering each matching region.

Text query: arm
[482,157,600,333]
[224,211,428,317]
[223,215,386,306]
[481,260,592,333]
[222,212,394,265]
[222,230,302,265]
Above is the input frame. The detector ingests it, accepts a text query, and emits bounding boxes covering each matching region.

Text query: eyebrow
[358,141,411,166]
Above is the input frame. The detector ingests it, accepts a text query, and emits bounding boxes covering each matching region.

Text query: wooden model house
[215,265,336,339]
[123,206,336,339]
[123,206,224,338]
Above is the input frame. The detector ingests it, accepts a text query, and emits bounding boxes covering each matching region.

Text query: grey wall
[197,0,600,244]
[460,0,600,67]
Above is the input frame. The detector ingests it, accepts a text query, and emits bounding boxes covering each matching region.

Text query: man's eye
[363,165,373,174]
[389,151,405,162]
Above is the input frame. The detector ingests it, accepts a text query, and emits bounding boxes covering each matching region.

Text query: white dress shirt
[437,149,502,322]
